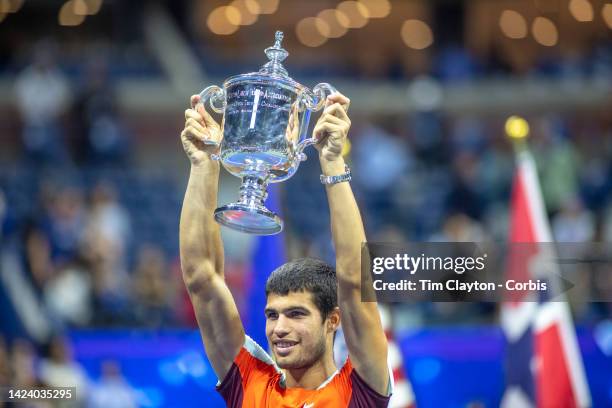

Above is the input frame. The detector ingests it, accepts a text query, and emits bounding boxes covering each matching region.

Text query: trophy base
[214,203,283,235]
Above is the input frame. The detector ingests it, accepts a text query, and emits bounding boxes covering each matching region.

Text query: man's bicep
[339,286,390,396]
[190,274,245,381]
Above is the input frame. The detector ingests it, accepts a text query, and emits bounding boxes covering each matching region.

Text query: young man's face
[264,291,329,369]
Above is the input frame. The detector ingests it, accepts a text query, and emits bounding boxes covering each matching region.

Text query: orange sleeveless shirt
[216,336,392,408]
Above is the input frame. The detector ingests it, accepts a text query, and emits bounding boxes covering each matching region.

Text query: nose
[272,315,291,337]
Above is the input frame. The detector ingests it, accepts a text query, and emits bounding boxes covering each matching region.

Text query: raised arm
[314,94,390,395]
[180,95,244,380]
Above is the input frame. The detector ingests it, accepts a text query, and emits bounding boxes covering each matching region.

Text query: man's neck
[283,356,338,390]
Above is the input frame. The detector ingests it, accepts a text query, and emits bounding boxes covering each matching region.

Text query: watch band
[320,164,351,185]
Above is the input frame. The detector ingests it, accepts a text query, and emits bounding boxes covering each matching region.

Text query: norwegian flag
[500,148,591,408]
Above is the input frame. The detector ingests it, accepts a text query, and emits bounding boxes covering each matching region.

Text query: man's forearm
[180,159,224,286]
[321,158,365,283]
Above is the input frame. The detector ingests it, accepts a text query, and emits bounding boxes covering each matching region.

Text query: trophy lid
[259,31,290,78]
[225,30,306,93]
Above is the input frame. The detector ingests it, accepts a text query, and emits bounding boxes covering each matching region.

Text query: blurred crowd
[0,168,193,327]
[0,42,194,403]
[1,40,609,337]
[0,334,138,407]
[0,15,610,402]
[11,39,131,167]
[0,41,200,390]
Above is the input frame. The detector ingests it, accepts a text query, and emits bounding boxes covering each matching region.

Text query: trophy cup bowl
[192,31,336,235]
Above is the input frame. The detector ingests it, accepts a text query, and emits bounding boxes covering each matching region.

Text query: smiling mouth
[273,341,298,356]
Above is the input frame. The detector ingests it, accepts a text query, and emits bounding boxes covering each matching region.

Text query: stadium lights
[296,17,329,47]
[400,19,434,50]
[231,0,259,26]
[337,1,369,29]
[296,0,386,46]
[0,0,23,14]
[358,0,390,19]
[602,4,612,29]
[79,0,103,16]
[57,0,103,26]
[208,0,280,36]
[499,10,528,39]
[59,0,86,26]
[256,0,279,15]
[0,0,24,23]
[316,9,349,39]
[569,0,594,22]
[207,5,241,35]
[532,17,558,47]
[72,0,88,15]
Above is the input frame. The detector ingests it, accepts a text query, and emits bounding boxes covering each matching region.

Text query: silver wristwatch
[320,164,352,185]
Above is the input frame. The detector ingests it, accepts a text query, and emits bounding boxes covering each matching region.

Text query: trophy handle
[191,85,226,156]
[196,85,226,114]
[310,82,337,112]
[295,83,337,161]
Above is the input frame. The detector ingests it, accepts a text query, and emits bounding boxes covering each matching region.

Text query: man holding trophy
[179,32,392,407]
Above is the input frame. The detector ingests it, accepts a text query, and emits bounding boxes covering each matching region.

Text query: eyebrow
[264,306,311,315]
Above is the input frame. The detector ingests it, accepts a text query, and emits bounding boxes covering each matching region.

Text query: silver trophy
[193,31,336,235]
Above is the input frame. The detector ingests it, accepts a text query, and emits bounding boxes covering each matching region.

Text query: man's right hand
[181,94,223,166]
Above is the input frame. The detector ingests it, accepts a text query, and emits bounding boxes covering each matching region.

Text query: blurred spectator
[22,223,54,293]
[84,233,131,326]
[478,139,513,204]
[39,336,88,400]
[431,212,489,243]
[84,181,131,270]
[447,151,486,220]
[353,123,412,231]
[408,112,446,165]
[43,259,93,327]
[575,129,611,212]
[552,196,596,243]
[427,214,495,323]
[483,203,511,242]
[450,117,487,154]
[354,123,411,192]
[89,360,137,408]
[39,184,86,264]
[532,117,580,214]
[131,244,176,327]
[434,44,479,83]
[73,54,131,165]
[14,39,71,165]
[11,338,39,388]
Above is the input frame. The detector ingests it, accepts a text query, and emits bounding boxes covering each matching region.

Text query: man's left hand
[313,93,351,162]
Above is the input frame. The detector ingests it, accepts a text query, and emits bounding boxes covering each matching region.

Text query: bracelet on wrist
[320,164,351,185]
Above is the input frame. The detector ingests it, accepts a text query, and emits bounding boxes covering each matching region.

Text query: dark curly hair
[265,258,338,320]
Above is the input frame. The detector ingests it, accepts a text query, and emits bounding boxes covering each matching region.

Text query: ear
[326,307,341,333]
